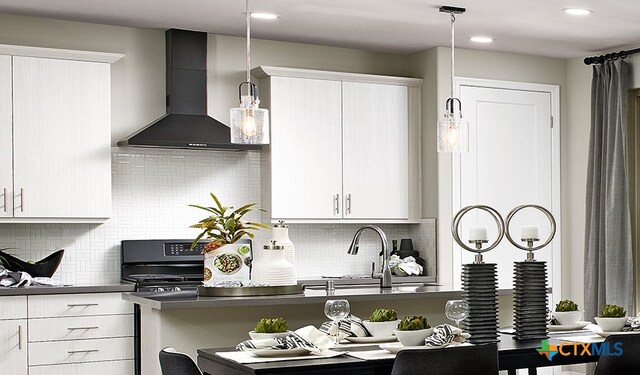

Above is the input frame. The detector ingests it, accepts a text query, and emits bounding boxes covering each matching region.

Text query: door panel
[270,77,343,219]
[342,82,409,219]
[455,86,553,290]
[0,319,28,375]
[0,55,11,217]
[12,56,111,218]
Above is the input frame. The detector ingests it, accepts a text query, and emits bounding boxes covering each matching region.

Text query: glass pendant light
[437,6,468,153]
[231,0,269,144]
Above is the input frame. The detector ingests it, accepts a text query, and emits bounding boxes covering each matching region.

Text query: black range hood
[118,29,260,150]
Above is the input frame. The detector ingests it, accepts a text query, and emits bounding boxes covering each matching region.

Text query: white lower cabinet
[0,319,28,375]
[0,293,134,375]
[29,359,134,375]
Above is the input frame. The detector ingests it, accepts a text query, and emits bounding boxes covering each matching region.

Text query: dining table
[197,333,600,375]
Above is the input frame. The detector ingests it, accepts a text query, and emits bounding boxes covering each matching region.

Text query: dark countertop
[0,283,135,296]
[123,283,515,310]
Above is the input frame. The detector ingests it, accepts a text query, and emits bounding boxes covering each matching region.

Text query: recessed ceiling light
[470,36,494,43]
[251,13,279,20]
[563,8,592,16]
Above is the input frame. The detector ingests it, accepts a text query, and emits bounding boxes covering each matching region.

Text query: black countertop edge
[123,285,517,311]
[0,283,136,296]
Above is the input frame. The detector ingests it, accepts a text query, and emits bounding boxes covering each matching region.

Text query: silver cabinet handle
[18,325,22,350]
[67,326,99,331]
[67,303,99,307]
[2,187,6,212]
[68,349,99,354]
[334,194,340,215]
[346,194,352,214]
[19,188,23,212]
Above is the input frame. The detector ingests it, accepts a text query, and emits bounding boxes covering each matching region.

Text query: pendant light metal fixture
[230,0,270,144]
[437,6,468,153]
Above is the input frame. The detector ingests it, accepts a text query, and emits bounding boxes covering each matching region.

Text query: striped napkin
[424,324,470,347]
[236,326,334,353]
[319,314,370,338]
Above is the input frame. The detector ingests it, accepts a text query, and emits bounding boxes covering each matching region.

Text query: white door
[453,83,559,292]
[0,55,11,217]
[0,319,28,375]
[342,82,409,219]
[12,56,111,218]
[270,76,343,219]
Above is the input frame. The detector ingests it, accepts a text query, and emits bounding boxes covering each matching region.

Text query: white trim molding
[0,44,124,64]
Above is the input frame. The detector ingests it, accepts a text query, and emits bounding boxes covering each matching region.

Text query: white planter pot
[595,317,628,332]
[362,320,401,337]
[251,248,297,286]
[552,311,583,325]
[248,330,292,340]
[394,328,434,346]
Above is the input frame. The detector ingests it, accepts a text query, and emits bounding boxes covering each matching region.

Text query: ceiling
[0,0,639,59]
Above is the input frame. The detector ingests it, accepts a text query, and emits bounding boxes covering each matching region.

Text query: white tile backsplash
[0,148,435,285]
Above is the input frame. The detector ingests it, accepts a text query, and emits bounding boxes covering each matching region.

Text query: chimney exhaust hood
[118,29,260,150]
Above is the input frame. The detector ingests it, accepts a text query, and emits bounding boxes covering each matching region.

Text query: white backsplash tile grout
[0,148,436,285]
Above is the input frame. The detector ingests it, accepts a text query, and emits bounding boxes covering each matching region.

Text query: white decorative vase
[203,243,251,287]
[272,221,295,265]
[251,241,297,286]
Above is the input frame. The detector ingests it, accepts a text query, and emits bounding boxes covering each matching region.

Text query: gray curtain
[584,60,632,321]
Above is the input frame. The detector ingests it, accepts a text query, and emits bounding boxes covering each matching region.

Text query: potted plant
[595,304,628,332]
[362,308,401,337]
[393,316,433,346]
[552,299,583,325]
[249,318,291,340]
[190,193,268,287]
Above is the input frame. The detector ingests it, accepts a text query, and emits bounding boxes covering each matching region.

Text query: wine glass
[445,300,469,328]
[324,299,350,344]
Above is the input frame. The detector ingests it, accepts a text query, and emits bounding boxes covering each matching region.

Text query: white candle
[469,227,488,241]
[521,225,539,239]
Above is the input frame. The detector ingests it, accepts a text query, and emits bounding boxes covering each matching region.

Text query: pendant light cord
[450,13,455,103]
[246,0,251,83]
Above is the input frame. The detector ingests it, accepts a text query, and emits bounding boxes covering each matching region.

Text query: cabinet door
[0,319,28,375]
[0,55,11,217]
[12,56,111,218]
[342,82,409,219]
[270,77,343,219]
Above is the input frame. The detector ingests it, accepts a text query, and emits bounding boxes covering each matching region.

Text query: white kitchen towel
[319,314,370,338]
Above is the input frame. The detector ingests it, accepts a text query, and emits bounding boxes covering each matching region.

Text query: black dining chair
[159,347,203,375]
[595,334,640,375]
[391,343,499,375]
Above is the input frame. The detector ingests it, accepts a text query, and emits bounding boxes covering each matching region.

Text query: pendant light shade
[231,0,270,145]
[437,6,468,153]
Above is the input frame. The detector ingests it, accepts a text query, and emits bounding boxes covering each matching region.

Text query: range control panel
[164,242,206,256]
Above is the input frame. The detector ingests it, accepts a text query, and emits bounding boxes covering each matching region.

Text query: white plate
[595,331,640,338]
[548,321,590,331]
[345,336,397,344]
[249,348,312,357]
[379,342,448,354]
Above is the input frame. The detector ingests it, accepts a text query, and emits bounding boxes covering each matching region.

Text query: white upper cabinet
[0,55,11,218]
[255,66,422,223]
[269,76,343,219]
[342,82,409,219]
[0,46,121,222]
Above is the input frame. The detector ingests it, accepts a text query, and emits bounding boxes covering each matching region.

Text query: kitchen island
[123,284,516,375]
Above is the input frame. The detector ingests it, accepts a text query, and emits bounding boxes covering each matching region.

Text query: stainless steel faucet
[347,225,392,288]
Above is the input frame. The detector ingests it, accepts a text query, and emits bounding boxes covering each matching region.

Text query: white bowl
[553,311,583,325]
[362,320,401,337]
[595,317,628,332]
[248,330,292,340]
[393,328,434,346]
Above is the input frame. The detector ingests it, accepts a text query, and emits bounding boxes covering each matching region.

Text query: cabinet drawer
[29,314,133,342]
[0,296,27,320]
[28,293,132,318]
[29,359,134,375]
[29,337,134,366]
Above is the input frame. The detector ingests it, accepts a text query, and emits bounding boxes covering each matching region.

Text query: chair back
[159,347,202,375]
[595,334,640,375]
[391,343,499,375]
